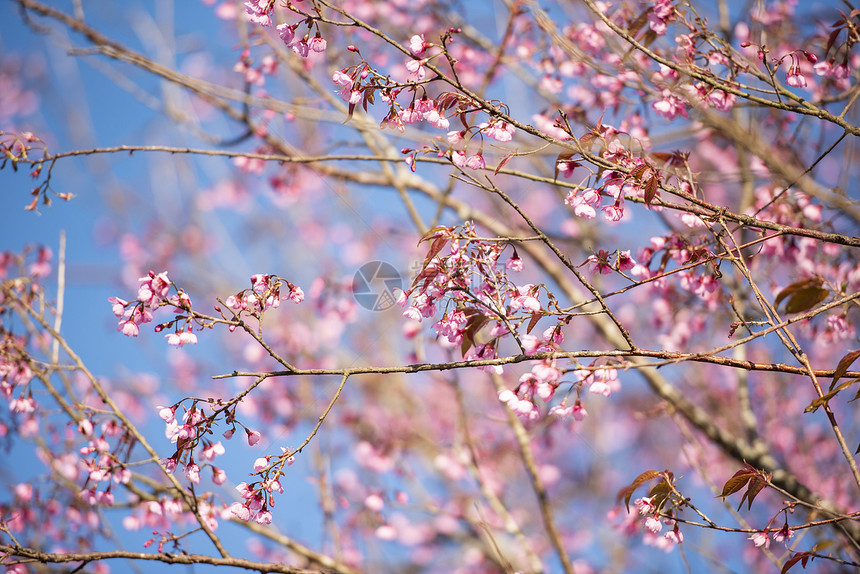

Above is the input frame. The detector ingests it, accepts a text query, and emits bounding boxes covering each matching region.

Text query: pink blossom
[255,510,273,524]
[138,271,170,305]
[243,0,272,26]
[647,0,675,35]
[409,34,426,56]
[772,525,794,543]
[482,120,515,142]
[406,58,427,81]
[121,321,139,337]
[706,89,736,111]
[786,67,807,88]
[652,90,687,119]
[79,488,98,505]
[292,41,310,58]
[309,36,327,53]
[400,107,422,124]
[644,516,663,533]
[451,150,467,168]
[511,285,540,312]
[447,130,465,146]
[557,161,577,178]
[230,502,252,521]
[287,284,304,303]
[277,23,295,45]
[184,463,200,484]
[424,106,449,129]
[201,441,225,461]
[246,429,262,446]
[332,69,352,87]
[364,493,384,511]
[212,467,227,485]
[749,532,770,548]
[465,154,485,170]
[375,524,397,540]
[602,204,624,221]
[585,253,613,274]
[506,254,524,272]
[108,297,128,317]
[617,250,635,271]
[589,380,611,396]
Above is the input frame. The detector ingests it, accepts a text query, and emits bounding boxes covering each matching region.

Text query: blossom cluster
[242,0,327,58]
[222,273,304,320]
[400,225,564,370]
[109,271,197,346]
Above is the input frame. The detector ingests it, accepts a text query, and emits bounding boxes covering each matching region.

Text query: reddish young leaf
[629,164,648,180]
[617,469,661,511]
[781,551,815,574]
[422,235,449,268]
[460,312,489,356]
[494,153,515,175]
[644,176,658,206]
[719,464,771,511]
[718,467,754,498]
[784,286,829,313]
[830,349,860,390]
[825,27,842,57]
[647,479,671,512]
[526,311,542,335]
[740,474,768,511]
[417,225,452,245]
[774,277,823,308]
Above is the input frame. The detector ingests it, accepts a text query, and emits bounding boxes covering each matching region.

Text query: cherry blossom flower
[644,516,663,533]
[246,429,262,446]
[309,35,327,53]
[506,254,524,272]
[465,154,486,170]
[772,524,794,543]
[244,0,272,26]
[664,529,683,544]
[212,467,227,485]
[652,90,688,119]
[121,321,139,337]
[481,120,515,142]
[647,0,676,35]
[786,67,807,88]
[511,284,540,312]
[406,58,427,81]
[230,502,252,521]
[749,532,770,548]
[451,150,467,168]
[292,41,310,58]
[409,34,427,56]
[277,23,295,45]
